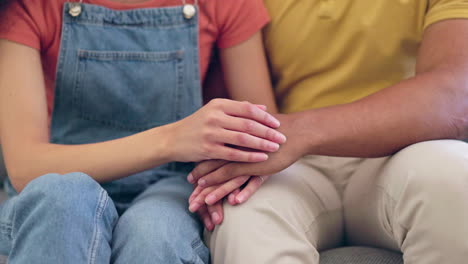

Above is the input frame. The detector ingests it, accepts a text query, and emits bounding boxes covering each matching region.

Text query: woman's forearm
[5,125,174,192]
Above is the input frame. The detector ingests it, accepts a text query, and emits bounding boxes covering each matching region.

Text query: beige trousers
[205,140,468,264]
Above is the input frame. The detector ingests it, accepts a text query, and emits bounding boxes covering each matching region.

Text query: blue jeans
[0,173,209,264]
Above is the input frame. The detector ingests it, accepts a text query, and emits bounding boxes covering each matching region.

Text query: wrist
[279,111,321,157]
[148,123,177,164]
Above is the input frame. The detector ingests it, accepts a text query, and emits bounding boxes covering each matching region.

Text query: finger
[214,145,268,163]
[204,176,250,205]
[219,130,280,153]
[197,163,244,187]
[189,185,203,203]
[221,116,286,144]
[189,186,217,213]
[235,176,270,204]
[256,104,267,111]
[228,188,241,205]
[189,160,228,183]
[197,205,214,231]
[207,202,224,226]
[223,101,281,129]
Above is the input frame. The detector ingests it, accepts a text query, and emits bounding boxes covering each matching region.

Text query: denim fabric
[0,3,207,263]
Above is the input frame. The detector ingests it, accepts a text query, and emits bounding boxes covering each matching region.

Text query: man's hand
[189,114,307,206]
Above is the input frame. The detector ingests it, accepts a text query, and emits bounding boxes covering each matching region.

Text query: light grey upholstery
[320,247,403,264]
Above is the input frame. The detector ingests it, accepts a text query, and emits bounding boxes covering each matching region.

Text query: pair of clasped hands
[182,99,291,231]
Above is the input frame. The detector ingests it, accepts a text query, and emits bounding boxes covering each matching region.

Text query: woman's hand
[188,114,306,198]
[167,99,286,163]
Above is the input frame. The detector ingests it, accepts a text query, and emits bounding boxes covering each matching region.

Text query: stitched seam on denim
[191,238,202,250]
[174,55,184,120]
[189,238,206,264]
[77,50,185,62]
[88,189,109,264]
[192,12,200,82]
[50,12,71,143]
[66,21,190,29]
[0,222,12,238]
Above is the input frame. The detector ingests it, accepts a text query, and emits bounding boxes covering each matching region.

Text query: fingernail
[204,219,213,230]
[268,142,280,151]
[198,179,207,187]
[187,173,194,183]
[189,203,199,212]
[256,104,267,110]
[236,194,246,204]
[212,212,220,223]
[206,223,214,231]
[258,153,269,161]
[228,193,235,203]
[276,132,287,143]
[206,194,217,204]
[270,116,281,128]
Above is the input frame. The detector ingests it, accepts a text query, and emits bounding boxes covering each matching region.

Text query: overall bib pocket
[73,49,185,131]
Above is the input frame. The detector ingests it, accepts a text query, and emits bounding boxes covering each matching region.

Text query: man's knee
[389,140,468,199]
[207,163,343,263]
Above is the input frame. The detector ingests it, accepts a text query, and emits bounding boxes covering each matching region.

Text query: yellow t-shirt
[264,0,468,113]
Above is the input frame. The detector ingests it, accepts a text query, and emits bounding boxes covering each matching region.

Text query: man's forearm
[291,68,468,158]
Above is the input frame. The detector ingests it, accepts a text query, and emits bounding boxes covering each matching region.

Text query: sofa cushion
[320,247,403,264]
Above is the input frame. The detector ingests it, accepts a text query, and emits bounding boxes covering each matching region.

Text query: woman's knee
[112,200,208,264]
[18,172,114,220]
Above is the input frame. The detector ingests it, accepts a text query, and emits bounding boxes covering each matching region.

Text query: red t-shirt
[0,0,269,120]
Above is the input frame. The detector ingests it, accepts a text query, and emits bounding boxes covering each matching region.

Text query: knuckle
[243,120,255,133]
[247,153,260,162]
[262,111,270,123]
[236,133,249,145]
[264,128,273,140]
[206,113,220,126]
[246,104,257,117]
[259,139,269,150]
[210,98,221,107]
[191,168,200,178]
[201,143,214,156]
[202,128,216,141]
[234,176,247,185]
[199,163,212,175]
[226,150,240,161]
[221,165,234,176]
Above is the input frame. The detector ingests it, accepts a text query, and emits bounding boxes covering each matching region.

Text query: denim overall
[0,3,209,263]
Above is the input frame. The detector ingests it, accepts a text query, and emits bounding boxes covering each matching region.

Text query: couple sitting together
[0,0,467,263]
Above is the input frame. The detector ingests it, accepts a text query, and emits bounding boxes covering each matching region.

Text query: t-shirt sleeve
[424,0,468,30]
[0,0,46,50]
[214,0,270,49]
